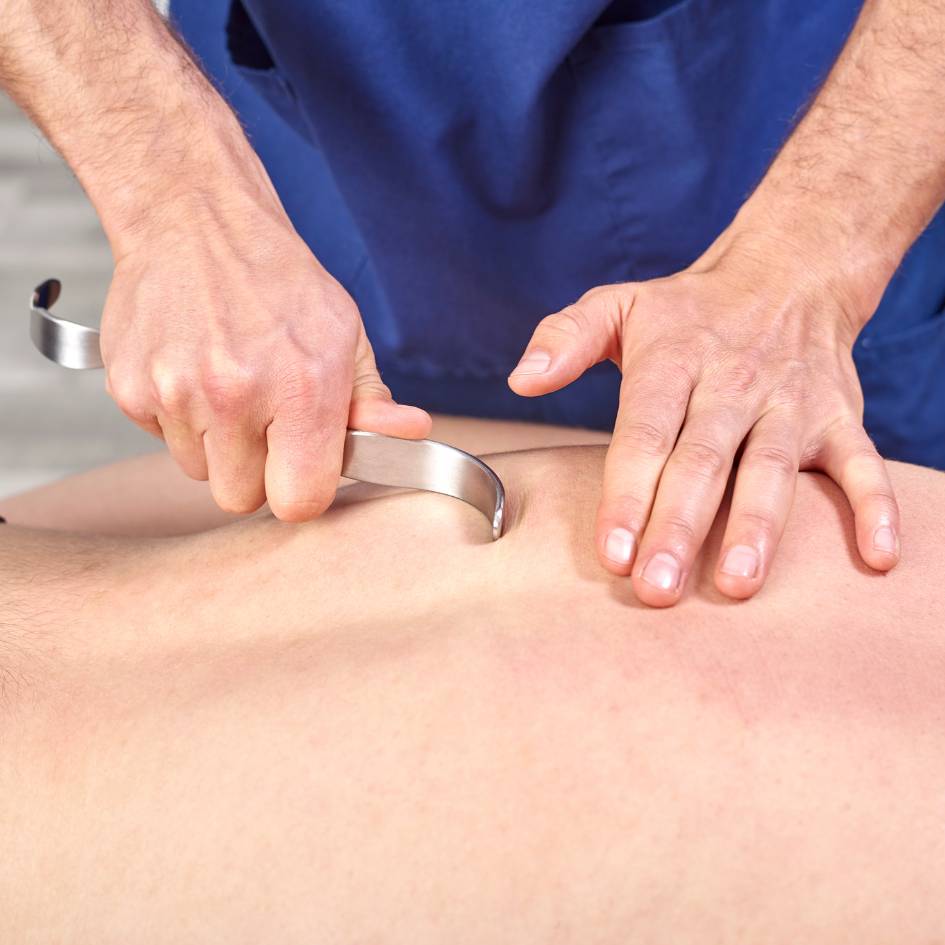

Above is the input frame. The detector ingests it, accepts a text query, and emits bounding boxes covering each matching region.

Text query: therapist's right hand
[0,0,429,521]
[100,212,431,521]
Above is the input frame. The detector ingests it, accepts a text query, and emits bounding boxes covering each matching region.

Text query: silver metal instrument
[29,279,505,540]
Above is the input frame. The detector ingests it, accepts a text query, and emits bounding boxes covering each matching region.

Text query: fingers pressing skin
[203,424,268,515]
[157,413,210,482]
[265,364,349,522]
[714,412,801,600]
[817,419,900,571]
[150,365,210,481]
[629,407,751,607]
[594,356,695,578]
[198,363,267,514]
[508,236,893,605]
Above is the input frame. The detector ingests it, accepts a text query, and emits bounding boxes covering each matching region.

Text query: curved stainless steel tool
[31,279,105,370]
[29,279,505,539]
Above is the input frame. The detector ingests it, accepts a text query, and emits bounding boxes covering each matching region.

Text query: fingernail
[720,544,759,579]
[641,552,681,592]
[872,525,898,555]
[604,527,635,565]
[511,349,552,376]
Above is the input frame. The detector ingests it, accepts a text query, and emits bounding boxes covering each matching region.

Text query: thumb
[507,288,630,397]
[348,323,432,438]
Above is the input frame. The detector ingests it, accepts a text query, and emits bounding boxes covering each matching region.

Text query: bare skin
[1,419,944,942]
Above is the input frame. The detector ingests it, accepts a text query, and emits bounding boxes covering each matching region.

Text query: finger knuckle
[121,399,153,425]
[860,488,898,509]
[615,420,675,458]
[272,367,323,417]
[667,353,700,390]
[720,359,762,397]
[637,342,699,391]
[108,374,151,422]
[745,444,797,478]
[657,513,697,546]
[851,439,881,461]
[202,367,256,416]
[841,442,883,475]
[285,359,325,395]
[351,367,391,400]
[674,438,728,480]
[539,305,589,341]
[151,368,193,416]
[733,508,777,539]
[581,284,635,325]
[579,284,617,305]
[819,413,862,444]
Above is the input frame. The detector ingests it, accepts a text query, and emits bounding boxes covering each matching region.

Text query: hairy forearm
[0,0,282,253]
[738,0,945,321]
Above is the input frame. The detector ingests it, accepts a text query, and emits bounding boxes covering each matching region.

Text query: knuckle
[859,488,897,508]
[615,419,676,458]
[732,508,778,539]
[151,368,192,415]
[848,440,881,463]
[580,284,633,325]
[278,361,325,404]
[713,346,766,398]
[721,361,761,397]
[539,305,589,341]
[632,342,698,391]
[202,367,256,416]
[579,283,616,305]
[655,512,697,546]
[108,375,152,422]
[121,400,153,425]
[820,413,863,444]
[673,438,729,480]
[840,441,884,475]
[744,443,797,478]
[351,367,391,401]
[666,352,700,390]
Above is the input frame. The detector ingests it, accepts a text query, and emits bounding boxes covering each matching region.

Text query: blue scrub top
[172,0,945,469]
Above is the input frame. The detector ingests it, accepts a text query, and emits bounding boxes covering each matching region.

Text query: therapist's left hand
[508,226,901,607]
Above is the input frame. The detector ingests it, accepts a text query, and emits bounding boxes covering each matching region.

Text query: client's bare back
[1,443,944,943]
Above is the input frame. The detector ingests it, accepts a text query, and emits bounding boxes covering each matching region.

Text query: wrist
[86,106,289,259]
[35,16,286,256]
[711,188,900,333]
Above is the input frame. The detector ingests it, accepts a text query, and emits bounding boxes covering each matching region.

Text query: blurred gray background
[0,93,155,500]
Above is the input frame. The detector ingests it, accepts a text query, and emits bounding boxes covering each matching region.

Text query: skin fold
[1,419,943,943]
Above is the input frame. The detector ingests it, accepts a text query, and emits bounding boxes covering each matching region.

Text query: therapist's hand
[0,0,430,522]
[509,226,900,606]
[102,212,431,521]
